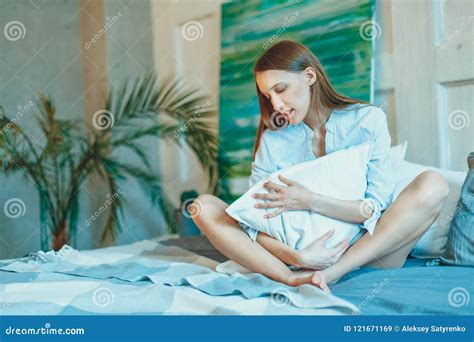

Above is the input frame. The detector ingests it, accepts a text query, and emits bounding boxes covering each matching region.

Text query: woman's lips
[283,109,295,121]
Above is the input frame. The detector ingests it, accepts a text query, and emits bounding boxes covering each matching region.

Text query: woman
[192,40,449,292]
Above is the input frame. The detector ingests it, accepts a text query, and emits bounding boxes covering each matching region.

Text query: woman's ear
[304,67,317,86]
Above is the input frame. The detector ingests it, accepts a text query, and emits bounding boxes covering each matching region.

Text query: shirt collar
[300,109,336,135]
[325,109,336,133]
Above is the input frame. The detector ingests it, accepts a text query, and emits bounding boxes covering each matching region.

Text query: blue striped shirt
[247,103,395,238]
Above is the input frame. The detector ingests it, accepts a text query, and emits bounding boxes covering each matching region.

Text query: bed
[0,235,472,315]
[0,237,356,315]
[163,236,474,315]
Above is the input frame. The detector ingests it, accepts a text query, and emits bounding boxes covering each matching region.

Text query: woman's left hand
[252,174,315,219]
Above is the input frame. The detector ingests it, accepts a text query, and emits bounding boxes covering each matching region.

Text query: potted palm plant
[0,75,218,251]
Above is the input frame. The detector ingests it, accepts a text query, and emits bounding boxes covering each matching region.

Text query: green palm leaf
[0,73,217,249]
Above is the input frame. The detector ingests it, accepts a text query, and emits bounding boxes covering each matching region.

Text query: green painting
[218,0,374,201]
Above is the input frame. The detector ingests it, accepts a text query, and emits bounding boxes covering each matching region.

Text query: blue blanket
[333,258,473,315]
[1,240,472,315]
[0,240,357,315]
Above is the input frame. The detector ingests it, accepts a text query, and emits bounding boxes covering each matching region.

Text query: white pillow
[225,143,371,250]
[392,161,467,258]
[390,141,408,167]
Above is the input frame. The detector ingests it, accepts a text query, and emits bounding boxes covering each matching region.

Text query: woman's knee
[194,194,217,210]
[412,171,449,211]
[191,194,214,224]
[191,194,223,233]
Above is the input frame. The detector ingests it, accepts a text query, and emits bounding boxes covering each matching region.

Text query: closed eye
[262,85,286,100]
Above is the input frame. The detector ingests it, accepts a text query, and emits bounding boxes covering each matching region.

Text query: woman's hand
[252,174,315,219]
[297,230,349,269]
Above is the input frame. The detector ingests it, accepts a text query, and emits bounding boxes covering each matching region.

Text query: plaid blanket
[0,240,359,315]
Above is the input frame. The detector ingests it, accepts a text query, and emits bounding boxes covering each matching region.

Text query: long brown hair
[253,40,364,157]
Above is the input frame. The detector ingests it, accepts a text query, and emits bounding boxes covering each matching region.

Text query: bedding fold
[0,240,359,315]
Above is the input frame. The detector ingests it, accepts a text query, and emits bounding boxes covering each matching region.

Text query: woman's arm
[255,178,372,223]
[306,194,372,223]
[256,107,394,235]
[248,131,349,268]
[257,228,349,269]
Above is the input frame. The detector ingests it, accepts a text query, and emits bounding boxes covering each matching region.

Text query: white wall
[0,0,167,259]
[151,0,223,207]
[373,0,473,172]
[0,0,86,258]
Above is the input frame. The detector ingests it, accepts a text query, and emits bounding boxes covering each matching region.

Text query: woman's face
[255,68,315,126]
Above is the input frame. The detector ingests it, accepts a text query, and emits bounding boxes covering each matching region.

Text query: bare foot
[286,273,314,287]
[286,271,332,294]
[311,271,331,293]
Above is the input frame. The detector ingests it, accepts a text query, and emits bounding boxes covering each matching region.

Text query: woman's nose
[271,96,284,111]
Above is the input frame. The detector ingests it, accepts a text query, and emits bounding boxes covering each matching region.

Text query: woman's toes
[312,271,331,293]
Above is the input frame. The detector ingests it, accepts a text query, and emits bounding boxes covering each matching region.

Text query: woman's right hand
[297,230,349,269]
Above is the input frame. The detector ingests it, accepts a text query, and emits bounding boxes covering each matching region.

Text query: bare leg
[192,194,320,288]
[255,232,302,267]
[256,230,348,270]
[311,171,449,288]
